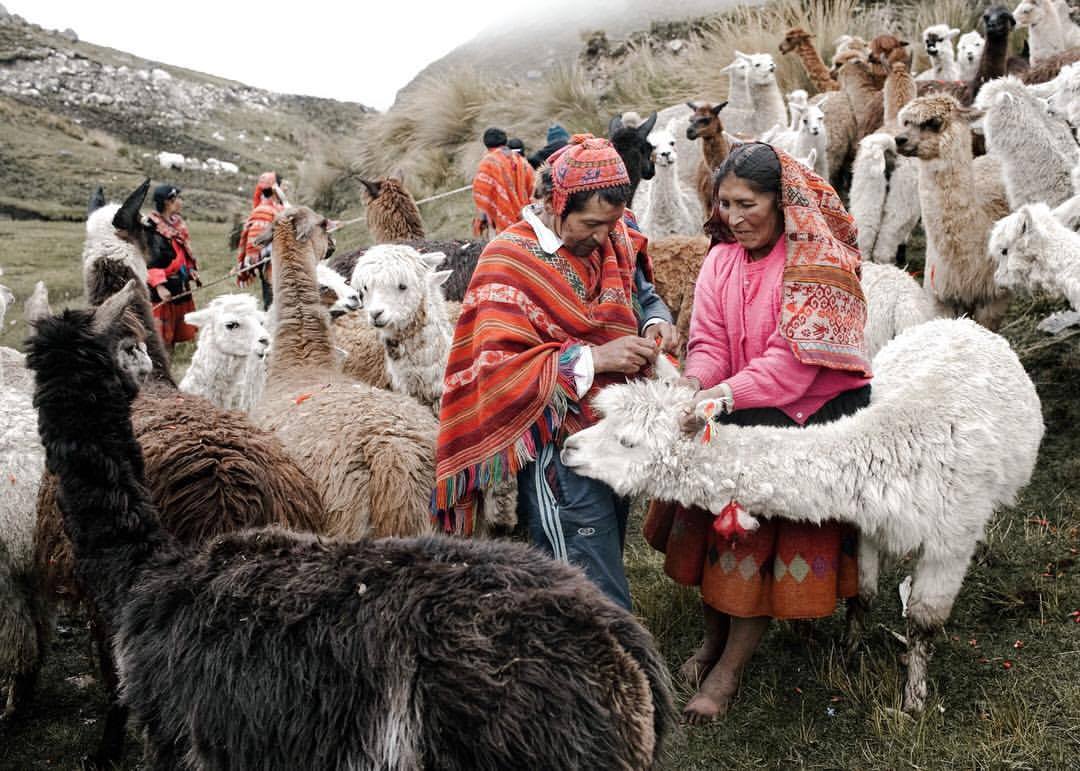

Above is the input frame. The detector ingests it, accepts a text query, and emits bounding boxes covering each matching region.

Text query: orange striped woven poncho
[434,217,648,535]
[471,147,535,235]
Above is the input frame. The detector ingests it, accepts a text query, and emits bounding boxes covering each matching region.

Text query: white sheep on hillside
[861,262,937,357]
[179,294,270,413]
[916,25,961,82]
[956,31,985,81]
[976,76,1079,209]
[562,317,1044,714]
[637,123,700,239]
[849,133,921,264]
[991,202,1080,309]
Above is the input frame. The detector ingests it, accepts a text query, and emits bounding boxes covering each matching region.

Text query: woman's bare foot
[682,666,740,725]
[679,649,719,687]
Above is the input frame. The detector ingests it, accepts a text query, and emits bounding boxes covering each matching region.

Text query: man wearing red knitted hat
[434,134,677,609]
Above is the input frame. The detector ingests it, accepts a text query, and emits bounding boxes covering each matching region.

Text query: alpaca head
[685,101,728,141]
[983,6,1017,38]
[739,52,778,86]
[83,182,151,302]
[608,111,659,185]
[315,262,361,318]
[559,357,691,498]
[350,244,450,331]
[259,206,337,263]
[28,280,152,406]
[957,31,986,68]
[801,103,826,137]
[1013,0,1049,28]
[893,94,979,160]
[989,204,1048,291]
[870,34,910,69]
[778,27,813,55]
[922,24,959,62]
[185,294,270,361]
[647,126,678,168]
[720,54,751,84]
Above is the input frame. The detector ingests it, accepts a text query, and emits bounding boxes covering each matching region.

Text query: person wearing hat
[147,183,200,349]
[527,123,571,169]
[471,126,534,238]
[236,171,287,309]
[435,134,678,610]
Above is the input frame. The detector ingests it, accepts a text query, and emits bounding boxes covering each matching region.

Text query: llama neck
[884,70,915,124]
[749,79,786,129]
[268,236,336,377]
[796,41,839,91]
[377,193,426,241]
[35,358,173,626]
[380,294,452,409]
[974,30,1010,94]
[180,346,252,411]
[727,71,751,111]
[1030,5,1068,59]
[702,131,731,169]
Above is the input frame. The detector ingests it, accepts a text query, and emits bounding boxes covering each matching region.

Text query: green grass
[1,220,1078,768]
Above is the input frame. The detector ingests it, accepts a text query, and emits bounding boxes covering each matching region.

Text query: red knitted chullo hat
[547,134,630,216]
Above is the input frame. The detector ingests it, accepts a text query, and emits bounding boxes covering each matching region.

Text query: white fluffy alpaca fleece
[563,317,1043,712]
[717,56,753,136]
[1053,189,1080,231]
[955,31,985,81]
[764,102,829,179]
[861,262,937,357]
[991,202,1080,309]
[1014,0,1080,64]
[976,77,1079,209]
[849,133,921,264]
[179,294,270,413]
[350,244,452,414]
[315,261,360,317]
[740,51,787,138]
[916,25,961,82]
[637,123,699,239]
[83,203,147,289]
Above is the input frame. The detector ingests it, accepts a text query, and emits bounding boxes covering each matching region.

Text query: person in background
[147,183,200,350]
[436,135,677,611]
[528,123,571,169]
[236,171,287,309]
[471,127,534,238]
[508,137,526,156]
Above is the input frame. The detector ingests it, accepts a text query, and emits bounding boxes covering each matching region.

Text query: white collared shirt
[520,204,664,398]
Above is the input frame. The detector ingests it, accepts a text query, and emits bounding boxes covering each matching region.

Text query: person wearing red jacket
[236,171,286,309]
[147,183,200,349]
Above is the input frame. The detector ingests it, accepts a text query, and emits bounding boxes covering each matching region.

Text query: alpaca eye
[619,437,635,449]
[225,321,239,330]
[398,283,407,291]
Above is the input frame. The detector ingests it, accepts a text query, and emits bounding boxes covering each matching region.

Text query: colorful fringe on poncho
[433,217,648,535]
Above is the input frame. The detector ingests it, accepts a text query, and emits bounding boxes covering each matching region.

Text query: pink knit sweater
[684,238,871,425]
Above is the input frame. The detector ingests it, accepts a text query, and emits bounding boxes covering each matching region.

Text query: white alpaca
[179,294,270,413]
[1053,187,1080,231]
[762,102,828,179]
[1037,62,1080,130]
[861,262,937,357]
[976,77,1079,209]
[786,89,809,131]
[1014,0,1080,64]
[915,25,961,82]
[849,133,921,264]
[0,276,46,717]
[350,244,452,414]
[718,56,754,136]
[991,202,1080,310]
[637,124,699,239]
[562,318,1043,714]
[315,261,361,318]
[956,31,985,82]
[739,52,787,138]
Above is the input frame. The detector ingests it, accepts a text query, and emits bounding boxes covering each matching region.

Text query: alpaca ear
[184,308,213,328]
[638,112,658,137]
[947,28,960,40]
[93,279,137,335]
[113,179,150,233]
[24,281,51,324]
[608,114,623,137]
[685,101,698,111]
[388,168,405,183]
[712,101,728,115]
[292,209,319,242]
[735,50,750,61]
[88,186,107,216]
[360,179,382,199]
[428,269,453,289]
[420,251,447,269]
[805,148,817,167]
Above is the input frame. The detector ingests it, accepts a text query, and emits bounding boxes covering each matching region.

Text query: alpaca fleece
[362,176,425,242]
[649,234,709,353]
[563,317,1043,713]
[26,303,675,770]
[254,207,437,539]
[861,262,937,357]
[329,239,484,303]
[849,132,921,264]
[636,123,700,239]
[779,27,840,92]
[991,201,1080,309]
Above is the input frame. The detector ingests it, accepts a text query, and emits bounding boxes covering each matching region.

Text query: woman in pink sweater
[644,142,873,723]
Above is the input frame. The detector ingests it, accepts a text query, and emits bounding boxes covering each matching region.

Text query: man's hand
[156,284,172,302]
[591,335,658,375]
[644,321,680,354]
[191,269,202,287]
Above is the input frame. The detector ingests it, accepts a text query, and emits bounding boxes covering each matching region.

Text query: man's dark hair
[483,127,508,149]
[711,142,782,198]
[537,168,631,219]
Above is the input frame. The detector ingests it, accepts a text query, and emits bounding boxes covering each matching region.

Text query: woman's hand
[591,335,658,375]
[679,403,705,435]
[675,375,701,392]
[156,284,172,302]
[644,321,680,354]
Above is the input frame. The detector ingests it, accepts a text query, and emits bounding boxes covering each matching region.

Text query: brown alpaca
[361,170,425,242]
[779,27,840,92]
[686,101,731,215]
[869,34,910,80]
[252,207,437,540]
[649,235,711,355]
[884,59,917,125]
[836,59,886,141]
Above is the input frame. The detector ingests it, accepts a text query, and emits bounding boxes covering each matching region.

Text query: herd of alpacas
[1,0,1079,766]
